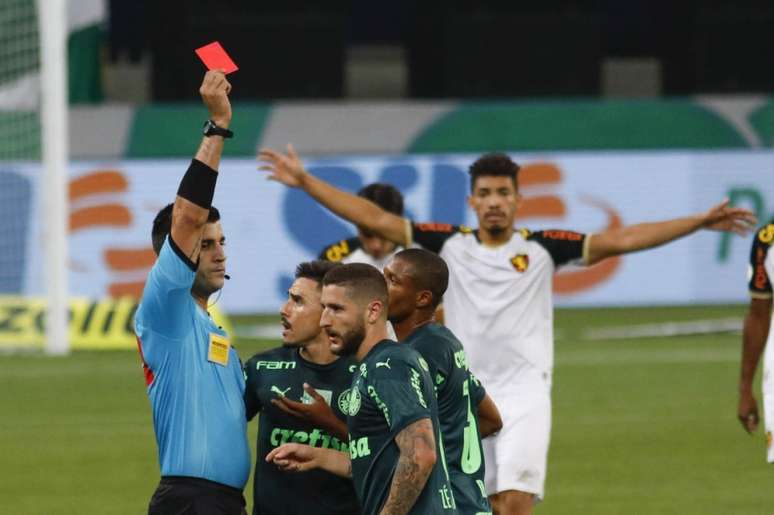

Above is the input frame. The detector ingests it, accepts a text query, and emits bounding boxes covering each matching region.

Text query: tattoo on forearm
[380,419,435,515]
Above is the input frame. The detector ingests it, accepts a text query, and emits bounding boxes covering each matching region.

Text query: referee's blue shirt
[134,236,250,489]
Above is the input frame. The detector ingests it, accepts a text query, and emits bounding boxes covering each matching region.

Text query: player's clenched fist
[199,70,232,127]
[738,391,760,433]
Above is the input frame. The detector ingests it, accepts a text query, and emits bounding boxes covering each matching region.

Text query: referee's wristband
[177,159,218,209]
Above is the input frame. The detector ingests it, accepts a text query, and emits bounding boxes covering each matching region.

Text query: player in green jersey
[384,248,502,514]
[243,261,360,515]
[275,249,502,514]
[267,263,457,514]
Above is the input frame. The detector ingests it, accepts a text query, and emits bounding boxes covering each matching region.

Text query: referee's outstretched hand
[199,69,232,127]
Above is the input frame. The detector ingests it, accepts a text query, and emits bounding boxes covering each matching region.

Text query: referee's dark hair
[151,203,221,255]
[322,263,388,308]
[357,183,404,216]
[469,152,520,192]
[393,248,449,309]
[295,261,340,288]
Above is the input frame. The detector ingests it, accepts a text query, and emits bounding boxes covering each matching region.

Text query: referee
[134,70,250,515]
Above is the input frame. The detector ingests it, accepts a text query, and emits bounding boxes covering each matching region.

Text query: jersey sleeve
[410,221,470,254]
[318,237,361,262]
[468,372,486,406]
[369,354,433,434]
[243,358,262,421]
[749,225,773,299]
[135,236,196,339]
[527,229,588,268]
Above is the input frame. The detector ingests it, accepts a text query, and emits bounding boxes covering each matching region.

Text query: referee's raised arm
[171,70,233,264]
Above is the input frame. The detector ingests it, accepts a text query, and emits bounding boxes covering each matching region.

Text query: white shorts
[483,386,552,500]
[763,345,774,463]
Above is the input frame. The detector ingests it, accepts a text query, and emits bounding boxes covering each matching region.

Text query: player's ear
[515,191,523,210]
[416,290,433,309]
[366,299,385,324]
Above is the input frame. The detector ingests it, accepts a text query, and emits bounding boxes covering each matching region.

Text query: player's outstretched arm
[171,70,232,261]
[477,393,503,438]
[380,418,436,515]
[738,297,772,433]
[266,443,352,478]
[258,145,409,246]
[585,200,757,265]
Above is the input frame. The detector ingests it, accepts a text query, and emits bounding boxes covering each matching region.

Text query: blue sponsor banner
[4,151,774,313]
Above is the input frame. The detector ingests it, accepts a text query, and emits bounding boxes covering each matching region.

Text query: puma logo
[270,385,291,397]
[375,359,391,370]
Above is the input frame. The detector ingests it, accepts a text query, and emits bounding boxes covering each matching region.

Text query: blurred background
[1,1,774,514]
[93,0,774,102]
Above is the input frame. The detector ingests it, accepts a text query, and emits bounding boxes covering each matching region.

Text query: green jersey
[346,340,457,515]
[244,346,359,515]
[405,324,490,515]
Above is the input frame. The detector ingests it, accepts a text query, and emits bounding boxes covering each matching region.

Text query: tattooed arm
[379,418,437,515]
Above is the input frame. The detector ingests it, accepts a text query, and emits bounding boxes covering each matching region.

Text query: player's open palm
[258,144,306,187]
[702,199,757,234]
[272,383,339,428]
[266,443,318,472]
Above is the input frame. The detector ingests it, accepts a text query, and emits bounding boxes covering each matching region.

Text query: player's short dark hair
[322,263,388,307]
[394,248,449,309]
[151,203,221,255]
[358,183,404,215]
[295,260,340,288]
[469,152,520,192]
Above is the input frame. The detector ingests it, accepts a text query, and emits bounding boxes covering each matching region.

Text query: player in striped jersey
[738,220,774,462]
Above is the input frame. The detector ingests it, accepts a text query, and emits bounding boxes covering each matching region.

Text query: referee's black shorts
[148,476,246,515]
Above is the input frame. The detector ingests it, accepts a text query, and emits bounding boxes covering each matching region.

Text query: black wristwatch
[202,119,233,139]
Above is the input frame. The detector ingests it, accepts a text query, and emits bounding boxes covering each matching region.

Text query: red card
[195,41,239,74]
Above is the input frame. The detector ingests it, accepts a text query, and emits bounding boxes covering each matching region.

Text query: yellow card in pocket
[208,333,230,366]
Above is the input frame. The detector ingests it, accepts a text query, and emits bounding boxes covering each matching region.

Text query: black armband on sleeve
[177,159,218,209]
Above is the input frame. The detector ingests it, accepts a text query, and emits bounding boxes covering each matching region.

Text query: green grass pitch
[1,305,771,514]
